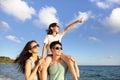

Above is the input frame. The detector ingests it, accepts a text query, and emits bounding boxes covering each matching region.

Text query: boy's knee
[67,56,75,62]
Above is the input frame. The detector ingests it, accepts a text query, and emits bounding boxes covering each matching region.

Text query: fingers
[38,66,42,71]
[37,58,45,71]
[40,56,45,59]
[38,58,45,66]
[78,18,83,23]
[68,56,75,62]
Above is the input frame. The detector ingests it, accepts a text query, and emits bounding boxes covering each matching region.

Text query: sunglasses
[31,44,39,49]
[53,47,62,50]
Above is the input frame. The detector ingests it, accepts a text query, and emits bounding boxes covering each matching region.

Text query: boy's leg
[72,57,80,78]
[61,54,80,78]
[41,56,52,80]
[60,54,78,80]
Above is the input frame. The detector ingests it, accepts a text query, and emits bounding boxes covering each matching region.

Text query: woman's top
[48,61,68,80]
[26,58,39,80]
[44,33,64,54]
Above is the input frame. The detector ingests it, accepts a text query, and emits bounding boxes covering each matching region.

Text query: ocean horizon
[0,64,120,80]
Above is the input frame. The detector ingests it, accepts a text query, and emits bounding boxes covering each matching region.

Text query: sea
[0,64,120,80]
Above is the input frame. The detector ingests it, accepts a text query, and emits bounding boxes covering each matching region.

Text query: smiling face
[51,26,59,33]
[51,44,62,56]
[29,42,40,54]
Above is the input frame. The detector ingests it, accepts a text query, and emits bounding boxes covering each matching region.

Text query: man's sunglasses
[53,47,62,50]
[31,44,39,49]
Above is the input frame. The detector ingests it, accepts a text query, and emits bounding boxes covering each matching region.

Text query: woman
[48,41,68,80]
[41,18,82,80]
[14,40,44,80]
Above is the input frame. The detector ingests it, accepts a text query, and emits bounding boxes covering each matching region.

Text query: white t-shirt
[44,33,64,54]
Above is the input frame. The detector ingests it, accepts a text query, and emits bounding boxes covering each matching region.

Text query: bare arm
[25,60,42,80]
[61,18,83,35]
[41,43,47,58]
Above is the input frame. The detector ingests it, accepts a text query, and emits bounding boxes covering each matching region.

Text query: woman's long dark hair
[46,23,59,34]
[14,40,37,73]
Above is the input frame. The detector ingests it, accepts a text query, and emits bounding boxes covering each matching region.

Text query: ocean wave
[0,74,16,80]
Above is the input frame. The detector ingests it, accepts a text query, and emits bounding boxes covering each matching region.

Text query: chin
[56,53,61,56]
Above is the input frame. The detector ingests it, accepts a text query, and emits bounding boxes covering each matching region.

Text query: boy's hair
[50,41,62,49]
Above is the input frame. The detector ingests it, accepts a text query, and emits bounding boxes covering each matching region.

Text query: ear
[50,27,53,30]
[51,48,54,52]
[28,50,32,53]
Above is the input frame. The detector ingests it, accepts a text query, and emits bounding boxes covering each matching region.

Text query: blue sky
[0,0,120,65]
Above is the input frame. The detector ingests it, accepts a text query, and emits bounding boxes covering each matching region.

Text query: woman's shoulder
[26,58,33,63]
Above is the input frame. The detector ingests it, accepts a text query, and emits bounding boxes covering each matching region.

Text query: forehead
[54,44,61,47]
[30,42,37,46]
[51,25,59,27]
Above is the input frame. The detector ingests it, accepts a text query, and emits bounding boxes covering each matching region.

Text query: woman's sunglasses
[31,44,39,49]
[53,47,62,50]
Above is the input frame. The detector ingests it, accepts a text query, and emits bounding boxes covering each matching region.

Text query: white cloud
[0,20,10,30]
[103,8,120,33]
[90,0,120,9]
[66,11,94,29]
[74,11,92,26]
[89,36,102,43]
[74,11,94,26]
[76,11,90,22]
[34,6,59,28]
[108,0,120,4]
[96,1,109,9]
[0,0,35,21]
[6,35,22,43]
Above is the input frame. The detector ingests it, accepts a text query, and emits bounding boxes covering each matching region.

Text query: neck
[52,32,57,36]
[53,55,60,63]
[31,54,38,61]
